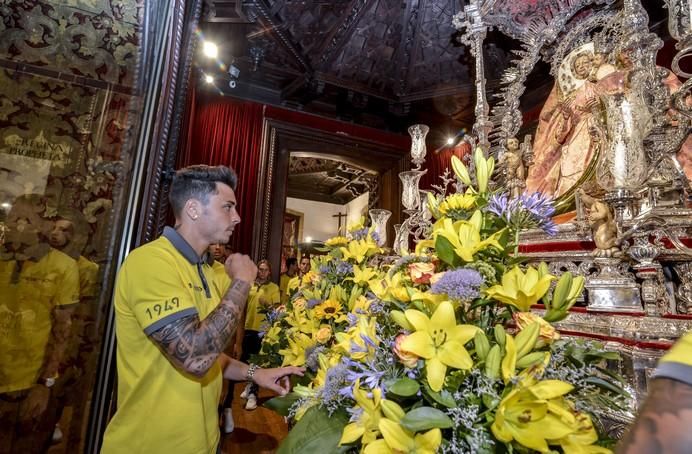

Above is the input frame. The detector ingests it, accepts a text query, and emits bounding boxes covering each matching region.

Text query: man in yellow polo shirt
[279,257,297,305]
[618,331,692,453]
[101,165,303,454]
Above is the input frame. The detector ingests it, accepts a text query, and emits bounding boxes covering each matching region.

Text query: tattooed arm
[148,279,251,378]
[617,378,692,454]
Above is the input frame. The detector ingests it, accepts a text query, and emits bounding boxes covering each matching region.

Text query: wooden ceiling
[197,1,669,133]
[198,0,501,133]
[287,155,377,204]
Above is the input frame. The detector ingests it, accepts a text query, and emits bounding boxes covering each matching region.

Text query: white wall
[285,197,346,242]
[345,192,369,229]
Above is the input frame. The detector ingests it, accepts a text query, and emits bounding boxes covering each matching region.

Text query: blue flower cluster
[487,191,557,235]
[430,268,484,302]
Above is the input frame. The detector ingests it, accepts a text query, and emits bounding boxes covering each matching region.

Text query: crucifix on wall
[333,212,346,235]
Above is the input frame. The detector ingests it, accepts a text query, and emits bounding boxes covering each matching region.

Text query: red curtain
[178,88,264,254]
[420,141,472,192]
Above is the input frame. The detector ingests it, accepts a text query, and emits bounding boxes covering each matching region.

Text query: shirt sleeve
[653,331,692,386]
[269,283,280,305]
[56,257,80,307]
[124,250,199,336]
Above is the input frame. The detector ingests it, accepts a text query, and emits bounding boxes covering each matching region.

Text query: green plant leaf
[263,392,301,416]
[387,377,420,397]
[434,235,458,266]
[422,383,455,408]
[277,406,349,454]
[400,407,454,432]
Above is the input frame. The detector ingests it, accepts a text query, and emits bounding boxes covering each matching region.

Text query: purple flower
[430,268,484,302]
[342,358,387,394]
[350,227,369,240]
[307,298,321,309]
[487,191,557,235]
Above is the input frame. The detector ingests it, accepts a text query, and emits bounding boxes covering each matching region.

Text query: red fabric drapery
[420,141,472,191]
[178,88,264,254]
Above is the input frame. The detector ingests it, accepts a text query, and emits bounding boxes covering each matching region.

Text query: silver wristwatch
[246,364,259,382]
[39,376,57,388]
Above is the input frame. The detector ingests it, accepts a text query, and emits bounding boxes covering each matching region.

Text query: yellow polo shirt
[245,281,280,331]
[102,228,231,454]
[654,331,692,385]
[0,248,79,392]
[279,273,291,304]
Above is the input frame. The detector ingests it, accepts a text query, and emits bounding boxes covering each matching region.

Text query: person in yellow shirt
[285,255,311,302]
[279,257,297,305]
[617,331,692,454]
[0,195,79,453]
[226,259,280,413]
[101,165,303,454]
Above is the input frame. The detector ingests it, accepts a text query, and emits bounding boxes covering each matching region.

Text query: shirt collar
[162,226,209,265]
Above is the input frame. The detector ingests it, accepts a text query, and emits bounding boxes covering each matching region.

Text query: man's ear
[184,199,200,221]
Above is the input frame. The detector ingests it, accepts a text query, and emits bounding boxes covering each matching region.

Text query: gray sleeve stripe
[143,307,198,336]
[652,362,692,386]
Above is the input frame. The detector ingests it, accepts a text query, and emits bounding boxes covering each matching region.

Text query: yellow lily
[351,264,379,286]
[364,419,441,454]
[341,238,381,264]
[433,211,504,263]
[350,295,372,314]
[335,316,379,361]
[491,379,579,453]
[400,301,479,391]
[369,272,409,303]
[450,147,494,194]
[551,412,613,454]
[485,265,555,312]
[278,332,316,366]
[339,381,385,446]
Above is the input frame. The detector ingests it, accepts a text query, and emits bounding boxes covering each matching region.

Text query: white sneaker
[223,408,234,433]
[52,425,63,443]
[245,394,257,411]
[239,383,252,400]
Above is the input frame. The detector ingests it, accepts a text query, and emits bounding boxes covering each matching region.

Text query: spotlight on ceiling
[202,41,218,58]
[204,74,214,84]
[305,236,313,243]
[446,137,455,146]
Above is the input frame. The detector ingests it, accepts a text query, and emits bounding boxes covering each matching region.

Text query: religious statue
[499,137,526,198]
[578,189,621,257]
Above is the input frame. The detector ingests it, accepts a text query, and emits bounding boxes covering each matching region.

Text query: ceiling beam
[251,0,313,72]
[316,0,374,71]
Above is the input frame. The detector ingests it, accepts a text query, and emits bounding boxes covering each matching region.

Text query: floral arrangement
[257,148,627,453]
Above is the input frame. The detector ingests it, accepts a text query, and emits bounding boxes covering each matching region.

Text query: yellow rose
[393,333,420,368]
[315,325,332,344]
[514,312,560,346]
[408,262,436,285]
[293,297,307,311]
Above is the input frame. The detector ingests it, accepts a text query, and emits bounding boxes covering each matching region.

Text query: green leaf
[388,377,420,397]
[277,406,349,454]
[584,376,625,396]
[435,235,458,266]
[400,407,454,432]
[263,392,301,416]
[422,383,456,408]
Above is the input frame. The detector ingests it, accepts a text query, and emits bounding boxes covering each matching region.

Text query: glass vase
[393,223,409,254]
[368,209,391,247]
[408,124,430,167]
[399,170,424,210]
[596,90,651,191]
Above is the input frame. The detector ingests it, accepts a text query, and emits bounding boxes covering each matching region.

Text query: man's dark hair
[285,257,297,268]
[168,165,238,217]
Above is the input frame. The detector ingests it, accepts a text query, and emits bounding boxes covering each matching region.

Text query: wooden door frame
[252,119,409,281]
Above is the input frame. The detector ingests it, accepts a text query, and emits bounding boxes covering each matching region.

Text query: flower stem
[513,228,520,257]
